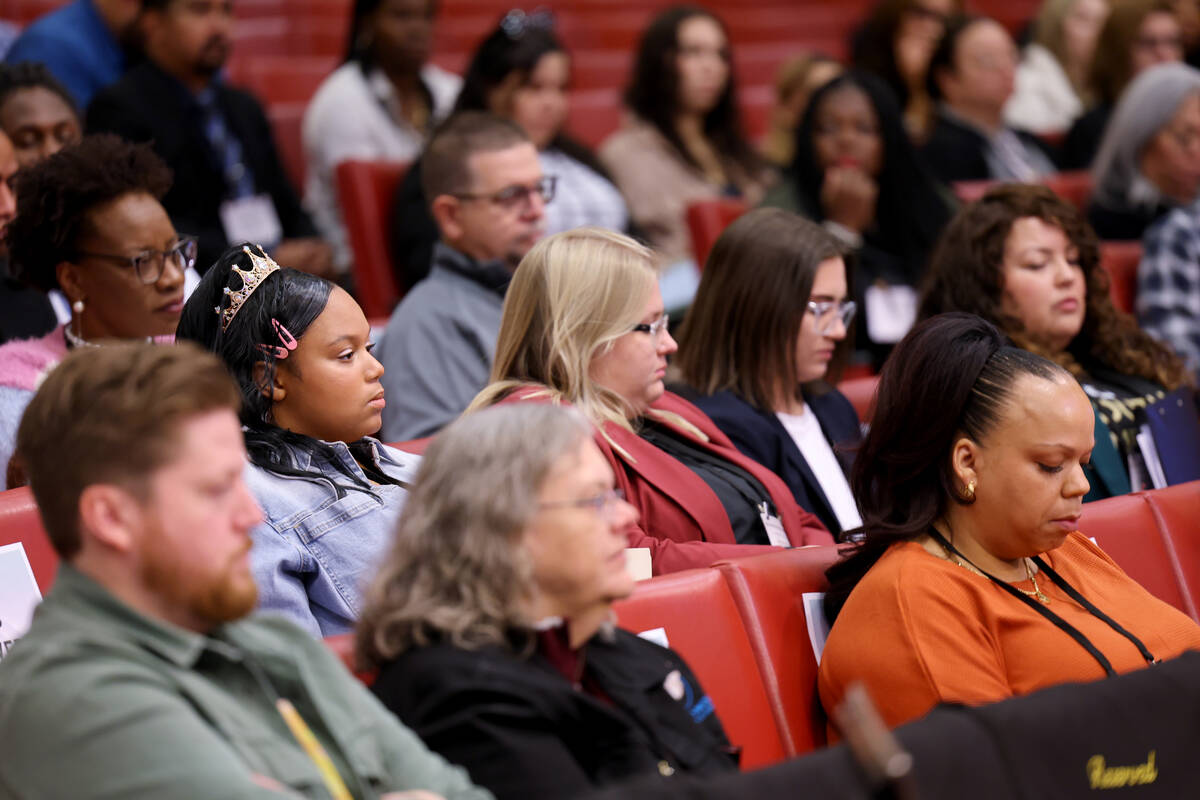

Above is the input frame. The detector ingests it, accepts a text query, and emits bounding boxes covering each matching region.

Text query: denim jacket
[243,437,421,637]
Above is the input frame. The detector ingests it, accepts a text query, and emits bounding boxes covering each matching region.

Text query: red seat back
[836,375,878,425]
[1144,481,1200,621]
[685,198,750,268]
[1099,241,1142,314]
[323,632,378,685]
[388,436,434,455]
[266,102,307,191]
[716,546,841,756]
[335,160,410,319]
[1042,170,1092,210]
[0,487,58,595]
[613,567,787,769]
[1081,492,1195,620]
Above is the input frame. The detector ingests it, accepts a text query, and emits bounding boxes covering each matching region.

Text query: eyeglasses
[454,176,557,211]
[632,312,669,337]
[806,299,856,336]
[75,236,198,285]
[539,488,626,517]
[500,8,555,39]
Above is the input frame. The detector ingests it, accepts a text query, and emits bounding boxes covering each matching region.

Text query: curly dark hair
[919,183,1189,390]
[0,61,78,119]
[7,134,173,292]
[624,5,762,177]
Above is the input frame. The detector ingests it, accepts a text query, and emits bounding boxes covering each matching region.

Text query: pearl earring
[72,299,84,314]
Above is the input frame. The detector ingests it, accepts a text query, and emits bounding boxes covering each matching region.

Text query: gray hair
[1092,63,1200,208]
[355,403,593,669]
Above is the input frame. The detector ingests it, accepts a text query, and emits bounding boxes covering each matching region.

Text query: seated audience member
[87,0,333,277]
[0,135,189,489]
[1139,195,1200,376]
[676,210,863,538]
[600,6,772,271]
[4,0,141,109]
[920,183,1191,498]
[1087,62,1200,239]
[176,243,419,636]
[0,342,488,799]
[1062,0,1183,168]
[762,71,954,361]
[0,61,83,168]
[761,53,843,167]
[303,0,461,274]
[358,403,739,800]
[921,15,1058,184]
[376,112,545,441]
[1004,0,1109,135]
[850,0,962,140]
[818,313,1200,734]
[0,130,57,346]
[469,227,832,575]
[391,10,627,291]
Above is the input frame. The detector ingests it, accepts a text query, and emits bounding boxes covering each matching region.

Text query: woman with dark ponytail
[817,313,1200,735]
[176,242,419,636]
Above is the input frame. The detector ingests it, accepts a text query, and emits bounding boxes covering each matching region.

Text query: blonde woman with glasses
[469,227,831,575]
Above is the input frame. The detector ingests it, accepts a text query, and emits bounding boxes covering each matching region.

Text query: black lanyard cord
[928,528,1158,677]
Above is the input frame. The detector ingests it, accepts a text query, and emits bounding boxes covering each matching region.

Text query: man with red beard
[0,343,489,800]
[85,0,333,279]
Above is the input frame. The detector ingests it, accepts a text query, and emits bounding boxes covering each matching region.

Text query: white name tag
[219,194,283,249]
[864,283,918,344]
[0,543,43,661]
[761,504,790,548]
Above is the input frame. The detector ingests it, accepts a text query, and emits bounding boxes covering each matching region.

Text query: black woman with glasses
[675,208,864,539]
[0,135,193,489]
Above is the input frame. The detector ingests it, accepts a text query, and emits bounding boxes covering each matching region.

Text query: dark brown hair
[16,342,240,560]
[1090,0,1178,105]
[420,111,529,202]
[919,183,1189,390]
[675,208,849,409]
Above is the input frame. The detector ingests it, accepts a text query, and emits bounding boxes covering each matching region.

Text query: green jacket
[0,566,492,800]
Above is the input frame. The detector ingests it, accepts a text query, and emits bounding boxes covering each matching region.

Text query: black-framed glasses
[75,236,198,285]
[454,176,556,211]
[806,299,856,336]
[539,488,626,517]
[632,312,669,337]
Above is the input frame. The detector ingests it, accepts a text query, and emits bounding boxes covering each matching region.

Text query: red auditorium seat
[566,90,623,149]
[1143,481,1200,621]
[685,198,749,268]
[1042,170,1092,211]
[323,632,378,685]
[335,160,410,319]
[266,103,307,192]
[836,375,879,424]
[716,546,842,756]
[613,567,788,768]
[1080,492,1195,620]
[390,436,434,455]
[0,487,58,595]
[226,55,336,106]
[1098,241,1141,314]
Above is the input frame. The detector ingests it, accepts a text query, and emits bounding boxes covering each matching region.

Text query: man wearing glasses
[377,112,550,441]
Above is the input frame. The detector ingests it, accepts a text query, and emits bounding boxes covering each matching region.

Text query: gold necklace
[941,543,1051,605]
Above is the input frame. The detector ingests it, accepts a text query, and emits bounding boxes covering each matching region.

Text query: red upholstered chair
[1098,241,1142,314]
[613,567,788,769]
[323,633,378,685]
[836,375,879,425]
[388,436,434,455]
[715,546,841,757]
[685,198,750,268]
[334,160,410,319]
[266,103,306,191]
[1079,492,1195,620]
[1042,170,1092,210]
[0,487,58,595]
[1144,481,1200,622]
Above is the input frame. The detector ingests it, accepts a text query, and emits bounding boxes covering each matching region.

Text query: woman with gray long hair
[1088,61,1200,239]
[356,403,738,800]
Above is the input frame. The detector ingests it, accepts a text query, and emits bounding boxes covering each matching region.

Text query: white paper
[802,591,830,665]
[637,626,670,648]
[1136,424,1168,489]
[219,194,283,249]
[864,284,918,344]
[0,543,43,661]
[624,548,652,581]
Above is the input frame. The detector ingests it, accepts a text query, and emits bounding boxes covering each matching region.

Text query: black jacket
[691,388,862,537]
[920,112,1059,185]
[85,62,316,273]
[373,627,738,800]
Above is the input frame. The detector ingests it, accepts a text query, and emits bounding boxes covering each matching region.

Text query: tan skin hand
[273,238,336,279]
[820,165,878,233]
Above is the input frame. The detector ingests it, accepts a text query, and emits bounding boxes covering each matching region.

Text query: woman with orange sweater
[817,313,1200,732]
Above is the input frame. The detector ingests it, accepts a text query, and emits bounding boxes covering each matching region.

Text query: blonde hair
[469,227,661,432]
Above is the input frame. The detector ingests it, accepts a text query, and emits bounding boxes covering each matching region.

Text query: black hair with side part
[175,244,402,495]
[925,13,983,102]
[823,313,1070,622]
[0,61,78,119]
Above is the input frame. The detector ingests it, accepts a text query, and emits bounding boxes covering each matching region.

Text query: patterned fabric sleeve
[1137,206,1200,377]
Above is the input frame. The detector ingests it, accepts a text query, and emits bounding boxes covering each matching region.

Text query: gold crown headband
[215,245,281,332]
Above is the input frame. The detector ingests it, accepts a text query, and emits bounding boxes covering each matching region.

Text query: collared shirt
[0,566,490,800]
[245,437,420,637]
[1139,199,1200,379]
[538,148,629,236]
[5,0,124,108]
[940,105,1056,181]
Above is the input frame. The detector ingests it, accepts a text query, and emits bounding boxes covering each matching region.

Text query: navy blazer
[691,388,862,538]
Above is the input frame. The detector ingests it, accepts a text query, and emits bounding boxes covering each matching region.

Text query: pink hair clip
[256,318,298,360]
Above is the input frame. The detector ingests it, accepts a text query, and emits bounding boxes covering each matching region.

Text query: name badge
[760,503,789,548]
[220,194,283,250]
[864,283,918,344]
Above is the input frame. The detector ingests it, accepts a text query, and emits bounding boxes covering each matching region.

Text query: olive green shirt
[0,565,492,800]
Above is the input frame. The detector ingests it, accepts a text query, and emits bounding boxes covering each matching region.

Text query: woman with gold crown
[176,241,418,637]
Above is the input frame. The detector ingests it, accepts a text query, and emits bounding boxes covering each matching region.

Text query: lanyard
[928,528,1159,677]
